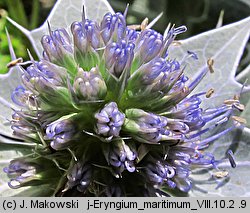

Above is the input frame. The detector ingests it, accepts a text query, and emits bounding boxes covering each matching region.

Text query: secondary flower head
[95,102,125,138]
[4,158,60,189]
[5,6,246,196]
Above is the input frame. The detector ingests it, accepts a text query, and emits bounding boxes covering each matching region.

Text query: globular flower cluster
[4,7,245,196]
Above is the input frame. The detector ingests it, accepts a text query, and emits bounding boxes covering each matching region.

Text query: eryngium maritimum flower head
[4,7,246,196]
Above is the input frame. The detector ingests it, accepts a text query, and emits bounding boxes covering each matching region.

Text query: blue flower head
[4,6,246,196]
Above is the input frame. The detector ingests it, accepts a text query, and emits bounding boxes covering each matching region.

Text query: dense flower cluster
[4,8,245,196]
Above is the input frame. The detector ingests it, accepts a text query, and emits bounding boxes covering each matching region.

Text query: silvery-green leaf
[0,135,36,147]
[236,65,250,130]
[169,17,250,108]
[0,142,56,196]
[7,0,114,58]
[0,143,32,196]
[240,94,250,131]
[189,129,250,197]
[11,184,55,197]
[236,64,250,85]
[0,68,21,138]
[169,16,250,133]
[168,17,250,196]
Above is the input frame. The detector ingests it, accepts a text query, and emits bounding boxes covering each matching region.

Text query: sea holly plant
[0,0,250,197]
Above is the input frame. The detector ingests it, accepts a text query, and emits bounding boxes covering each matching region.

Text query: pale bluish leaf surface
[240,90,250,133]
[0,135,35,147]
[168,17,250,196]
[0,68,21,138]
[169,16,250,131]
[189,129,250,197]
[169,17,250,109]
[236,64,250,84]
[0,143,31,197]
[0,143,54,197]
[236,65,250,130]
[7,0,114,58]
[11,184,55,197]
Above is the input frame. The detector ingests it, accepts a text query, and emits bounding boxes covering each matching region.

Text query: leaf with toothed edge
[167,17,250,197]
[168,17,250,109]
[168,16,250,132]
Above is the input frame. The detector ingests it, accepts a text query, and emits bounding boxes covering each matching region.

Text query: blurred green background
[0,0,249,74]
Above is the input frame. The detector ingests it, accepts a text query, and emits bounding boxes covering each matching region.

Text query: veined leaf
[169,16,250,130]
[169,17,250,196]
[0,68,21,138]
[189,129,250,197]
[169,17,250,108]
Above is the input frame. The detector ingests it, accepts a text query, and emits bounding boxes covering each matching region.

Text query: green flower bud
[73,67,107,101]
